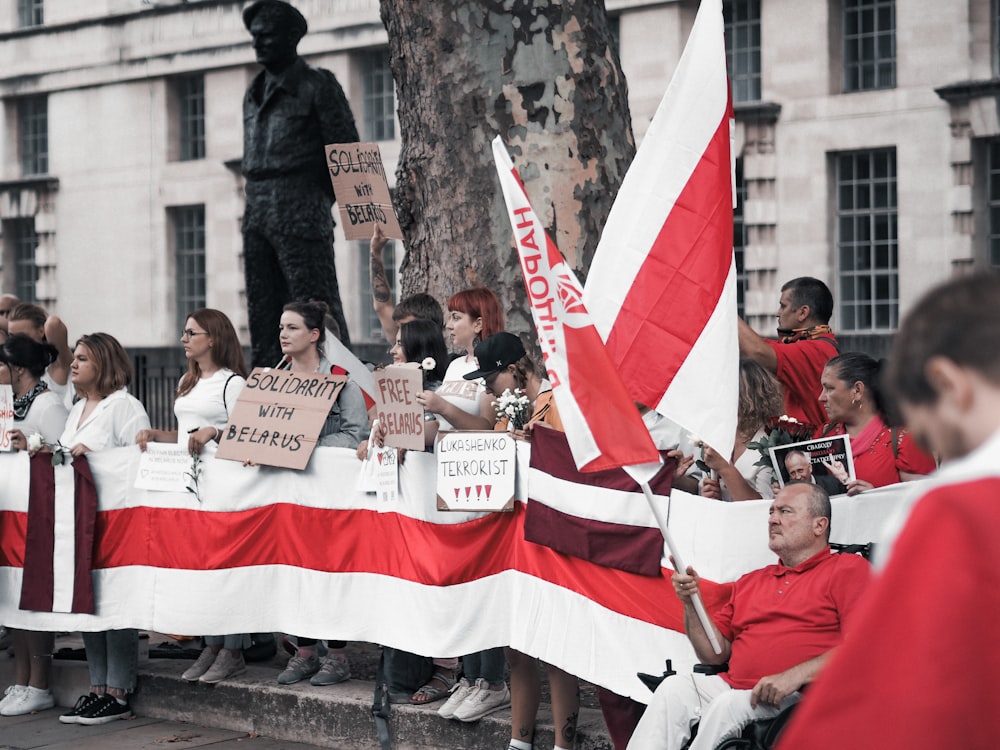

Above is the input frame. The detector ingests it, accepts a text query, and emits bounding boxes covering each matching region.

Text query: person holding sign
[462,332,577,748]
[816,353,935,494]
[0,335,69,717]
[416,288,503,432]
[135,309,251,685]
[55,333,150,726]
[272,299,367,687]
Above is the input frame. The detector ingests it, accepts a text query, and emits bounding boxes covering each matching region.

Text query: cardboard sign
[769,435,856,496]
[436,431,516,512]
[325,142,403,240]
[374,365,425,451]
[0,385,13,452]
[216,368,346,470]
[134,444,194,493]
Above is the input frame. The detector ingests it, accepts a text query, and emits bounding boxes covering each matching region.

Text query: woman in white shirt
[135,309,250,685]
[0,334,70,717]
[56,333,150,726]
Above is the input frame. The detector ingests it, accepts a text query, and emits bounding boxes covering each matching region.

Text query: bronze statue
[242,0,359,365]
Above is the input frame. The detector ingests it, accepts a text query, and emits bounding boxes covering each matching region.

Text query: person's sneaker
[452,678,511,722]
[277,653,320,685]
[0,686,54,716]
[182,646,219,682]
[76,695,132,725]
[199,650,246,684]
[0,685,26,713]
[437,677,475,720]
[59,693,103,724]
[310,652,351,686]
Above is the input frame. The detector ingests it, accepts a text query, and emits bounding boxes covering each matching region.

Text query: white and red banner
[0,446,916,702]
[584,0,739,459]
[491,137,661,475]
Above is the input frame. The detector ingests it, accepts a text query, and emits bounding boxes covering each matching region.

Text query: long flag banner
[0,444,917,702]
[491,136,661,476]
[583,0,739,459]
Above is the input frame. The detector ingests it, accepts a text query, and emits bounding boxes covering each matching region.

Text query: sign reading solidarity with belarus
[436,431,516,512]
[216,368,346,470]
[325,142,403,240]
[373,365,425,451]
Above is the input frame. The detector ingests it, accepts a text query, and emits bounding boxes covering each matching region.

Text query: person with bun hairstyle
[0,334,70,716]
[273,299,367,687]
[7,302,74,409]
[816,352,935,494]
[56,333,150,726]
[135,309,251,684]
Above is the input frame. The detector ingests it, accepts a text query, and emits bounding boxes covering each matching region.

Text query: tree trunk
[380,0,634,335]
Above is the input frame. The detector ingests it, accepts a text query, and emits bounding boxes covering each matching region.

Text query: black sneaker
[59,693,102,724]
[76,695,132,725]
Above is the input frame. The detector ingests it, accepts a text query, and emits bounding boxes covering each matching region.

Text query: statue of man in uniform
[242,0,359,365]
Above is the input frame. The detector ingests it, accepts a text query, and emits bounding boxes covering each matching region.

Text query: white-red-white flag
[492,137,661,475]
[583,0,738,459]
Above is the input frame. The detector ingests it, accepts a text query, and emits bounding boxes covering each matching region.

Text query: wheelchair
[636,542,874,750]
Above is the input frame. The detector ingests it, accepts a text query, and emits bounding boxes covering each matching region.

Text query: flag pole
[639,481,723,655]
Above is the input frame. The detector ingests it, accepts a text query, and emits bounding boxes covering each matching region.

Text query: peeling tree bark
[380,0,634,334]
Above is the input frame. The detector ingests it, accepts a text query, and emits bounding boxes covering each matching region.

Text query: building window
[171,206,206,329]
[176,75,205,162]
[836,148,898,332]
[843,0,895,92]
[986,139,1000,268]
[362,50,395,142]
[4,219,39,303]
[358,240,396,342]
[17,0,43,28]
[733,159,748,318]
[724,0,761,103]
[19,96,48,176]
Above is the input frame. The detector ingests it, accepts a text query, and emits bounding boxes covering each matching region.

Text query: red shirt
[776,478,1000,750]
[714,547,870,690]
[822,419,936,487]
[766,336,839,427]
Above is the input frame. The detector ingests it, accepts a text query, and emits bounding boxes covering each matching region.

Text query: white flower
[26,433,44,452]
[421,357,436,371]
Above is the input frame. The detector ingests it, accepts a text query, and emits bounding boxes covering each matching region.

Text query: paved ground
[0,707,339,750]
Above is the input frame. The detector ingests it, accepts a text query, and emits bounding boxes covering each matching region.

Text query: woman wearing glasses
[135,309,250,685]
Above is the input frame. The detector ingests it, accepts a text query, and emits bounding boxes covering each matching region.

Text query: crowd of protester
[0,263,954,748]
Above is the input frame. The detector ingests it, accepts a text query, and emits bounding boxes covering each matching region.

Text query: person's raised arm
[370,224,398,342]
[738,317,778,374]
[673,564,731,665]
[44,315,72,386]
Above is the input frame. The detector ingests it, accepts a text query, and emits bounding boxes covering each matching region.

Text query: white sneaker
[452,678,510,722]
[1,686,54,716]
[438,677,475,720]
[0,685,26,713]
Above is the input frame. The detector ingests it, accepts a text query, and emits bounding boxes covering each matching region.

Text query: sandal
[410,670,456,705]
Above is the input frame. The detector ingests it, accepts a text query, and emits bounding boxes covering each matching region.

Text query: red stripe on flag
[604,112,733,409]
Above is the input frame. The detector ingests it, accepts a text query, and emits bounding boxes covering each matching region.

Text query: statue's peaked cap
[243,0,308,38]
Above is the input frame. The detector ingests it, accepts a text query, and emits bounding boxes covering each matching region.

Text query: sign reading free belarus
[373,365,425,451]
[216,368,346,470]
[325,142,403,241]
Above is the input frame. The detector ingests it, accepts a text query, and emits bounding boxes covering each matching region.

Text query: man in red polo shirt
[627,482,870,750]
[776,273,1000,750]
[738,277,838,427]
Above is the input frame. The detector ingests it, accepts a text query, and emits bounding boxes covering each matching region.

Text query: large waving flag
[583,0,738,459]
[491,137,661,475]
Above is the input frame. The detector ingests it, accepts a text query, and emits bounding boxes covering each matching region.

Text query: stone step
[0,639,614,750]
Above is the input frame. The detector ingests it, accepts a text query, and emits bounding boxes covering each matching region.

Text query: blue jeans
[463,647,506,686]
[83,629,138,693]
[204,634,251,651]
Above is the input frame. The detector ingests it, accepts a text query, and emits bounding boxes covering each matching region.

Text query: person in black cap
[241,0,359,366]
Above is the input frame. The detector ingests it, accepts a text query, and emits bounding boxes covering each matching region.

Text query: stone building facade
[0,0,995,355]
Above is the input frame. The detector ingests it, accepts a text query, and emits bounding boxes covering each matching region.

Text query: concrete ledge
[1,649,613,750]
